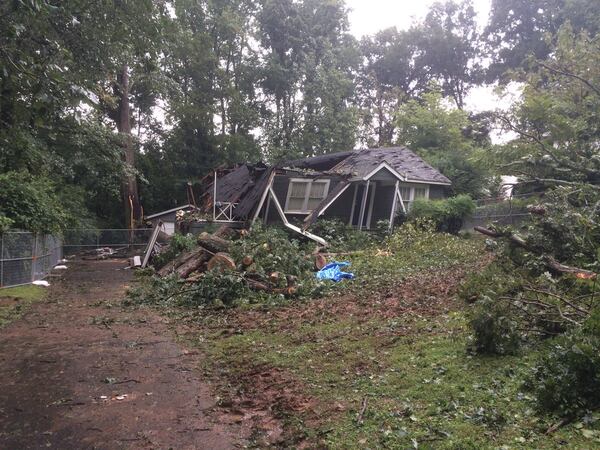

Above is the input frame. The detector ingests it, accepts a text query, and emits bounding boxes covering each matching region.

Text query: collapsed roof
[197,147,451,222]
[285,147,451,185]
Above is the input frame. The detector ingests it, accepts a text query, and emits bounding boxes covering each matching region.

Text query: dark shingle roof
[286,147,451,185]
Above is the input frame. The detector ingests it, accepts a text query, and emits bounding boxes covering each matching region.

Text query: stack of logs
[156,232,305,296]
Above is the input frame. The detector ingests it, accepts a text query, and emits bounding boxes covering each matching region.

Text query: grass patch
[198,311,597,448]
[0,284,47,328]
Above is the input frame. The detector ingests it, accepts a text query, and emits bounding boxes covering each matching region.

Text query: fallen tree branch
[474,226,597,279]
[524,286,590,316]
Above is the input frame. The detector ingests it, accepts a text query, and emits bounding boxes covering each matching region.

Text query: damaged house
[196,147,451,245]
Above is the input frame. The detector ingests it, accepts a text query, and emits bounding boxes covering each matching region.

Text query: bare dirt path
[0,259,243,450]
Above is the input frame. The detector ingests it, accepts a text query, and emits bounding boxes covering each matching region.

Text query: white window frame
[399,184,430,211]
[284,178,331,214]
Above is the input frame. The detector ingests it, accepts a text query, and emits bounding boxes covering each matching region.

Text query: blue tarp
[316,261,355,282]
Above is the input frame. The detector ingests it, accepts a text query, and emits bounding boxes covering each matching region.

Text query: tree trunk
[117,64,142,231]
[175,249,211,278]
[197,232,230,253]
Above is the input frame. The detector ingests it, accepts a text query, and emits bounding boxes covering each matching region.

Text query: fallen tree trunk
[198,232,230,253]
[157,246,209,276]
[241,255,254,267]
[474,226,597,278]
[175,248,211,278]
[474,226,527,248]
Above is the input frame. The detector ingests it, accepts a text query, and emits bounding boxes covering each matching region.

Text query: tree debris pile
[130,226,328,308]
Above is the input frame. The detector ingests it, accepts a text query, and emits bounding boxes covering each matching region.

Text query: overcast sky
[346,0,497,111]
[346,0,492,37]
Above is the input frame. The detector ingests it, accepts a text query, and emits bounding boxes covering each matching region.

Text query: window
[399,187,412,203]
[398,184,429,211]
[414,187,427,199]
[284,179,330,213]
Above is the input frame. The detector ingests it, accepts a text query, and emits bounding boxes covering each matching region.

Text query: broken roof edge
[145,204,197,220]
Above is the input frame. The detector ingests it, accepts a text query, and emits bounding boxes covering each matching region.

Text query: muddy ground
[0,259,245,449]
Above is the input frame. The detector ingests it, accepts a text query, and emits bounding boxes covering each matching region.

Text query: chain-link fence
[62,228,153,255]
[463,196,534,231]
[0,232,63,289]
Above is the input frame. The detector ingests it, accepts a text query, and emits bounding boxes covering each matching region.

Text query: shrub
[408,195,475,234]
[469,296,521,355]
[525,313,600,417]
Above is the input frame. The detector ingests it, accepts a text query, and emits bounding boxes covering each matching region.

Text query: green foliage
[0,171,81,233]
[0,216,14,233]
[180,270,251,308]
[469,296,521,355]
[339,222,484,295]
[485,0,600,81]
[230,225,313,277]
[126,274,182,308]
[309,219,382,252]
[408,195,476,234]
[153,233,197,269]
[395,90,490,198]
[525,313,600,417]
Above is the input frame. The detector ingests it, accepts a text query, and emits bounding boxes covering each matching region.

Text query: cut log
[314,254,327,270]
[269,272,281,284]
[245,278,270,292]
[242,255,254,267]
[207,252,236,272]
[175,249,211,278]
[286,274,298,287]
[157,246,207,276]
[198,232,230,253]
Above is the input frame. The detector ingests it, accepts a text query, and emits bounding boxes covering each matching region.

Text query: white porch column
[358,180,370,231]
[389,180,399,232]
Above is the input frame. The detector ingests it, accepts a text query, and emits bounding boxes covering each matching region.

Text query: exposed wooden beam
[268,187,328,246]
[251,170,276,225]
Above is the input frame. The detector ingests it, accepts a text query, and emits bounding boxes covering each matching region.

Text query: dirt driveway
[0,259,243,449]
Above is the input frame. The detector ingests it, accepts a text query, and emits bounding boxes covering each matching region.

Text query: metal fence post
[0,233,3,288]
[30,233,36,282]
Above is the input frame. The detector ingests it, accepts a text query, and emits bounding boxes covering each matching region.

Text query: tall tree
[257,0,359,160]
[395,89,489,197]
[485,0,600,82]
[495,25,600,188]
[418,0,483,109]
[357,28,428,147]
